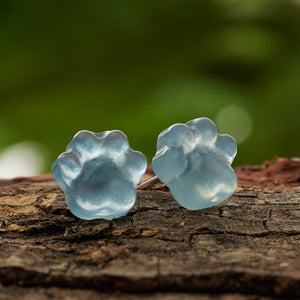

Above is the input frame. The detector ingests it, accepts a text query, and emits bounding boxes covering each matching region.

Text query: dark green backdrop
[0,0,300,174]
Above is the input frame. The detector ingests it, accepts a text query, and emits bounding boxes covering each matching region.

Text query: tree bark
[0,174,299,299]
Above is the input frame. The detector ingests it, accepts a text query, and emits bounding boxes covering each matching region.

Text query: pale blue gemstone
[52,130,147,220]
[152,118,237,210]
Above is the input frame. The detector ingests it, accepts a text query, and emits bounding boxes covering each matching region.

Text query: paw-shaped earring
[151,118,237,210]
[52,130,147,220]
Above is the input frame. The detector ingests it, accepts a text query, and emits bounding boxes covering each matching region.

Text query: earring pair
[52,118,237,220]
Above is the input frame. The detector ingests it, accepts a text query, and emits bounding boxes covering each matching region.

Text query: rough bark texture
[236,157,300,188]
[0,172,299,299]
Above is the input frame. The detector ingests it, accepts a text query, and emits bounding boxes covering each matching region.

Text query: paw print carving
[52,130,147,220]
[152,118,237,210]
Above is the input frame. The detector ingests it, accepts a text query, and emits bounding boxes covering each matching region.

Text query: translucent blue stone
[52,130,147,220]
[152,118,237,210]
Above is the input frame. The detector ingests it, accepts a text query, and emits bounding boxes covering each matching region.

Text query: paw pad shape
[52,130,147,220]
[152,118,237,210]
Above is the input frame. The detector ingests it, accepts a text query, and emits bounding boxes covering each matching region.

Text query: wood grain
[0,176,299,299]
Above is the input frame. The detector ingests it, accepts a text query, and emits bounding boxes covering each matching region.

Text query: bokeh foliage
[0,0,300,171]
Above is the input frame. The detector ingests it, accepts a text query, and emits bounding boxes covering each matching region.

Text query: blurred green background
[0,0,300,177]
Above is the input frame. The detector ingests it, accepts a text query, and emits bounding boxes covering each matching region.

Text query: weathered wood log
[0,170,299,299]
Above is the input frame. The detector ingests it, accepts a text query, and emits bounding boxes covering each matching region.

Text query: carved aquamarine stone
[52,130,147,220]
[152,118,237,210]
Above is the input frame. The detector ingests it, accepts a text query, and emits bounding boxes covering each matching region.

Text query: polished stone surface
[152,118,237,210]
[52,130,147,220]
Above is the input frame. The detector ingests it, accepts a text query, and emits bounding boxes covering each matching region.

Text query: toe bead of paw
[100,130,130,163]
[186,117,218,146]
[152,147,187,184]
[215,134,237,164]
[157,124,196,153]
[122,150,147,187]
[52,153,80,190]
[67,130,101,161]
